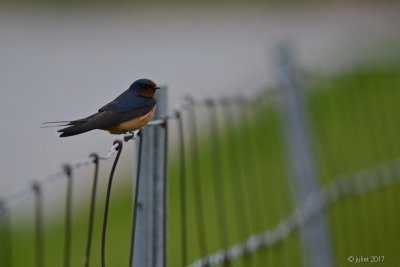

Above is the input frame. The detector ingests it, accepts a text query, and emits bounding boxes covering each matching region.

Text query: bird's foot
[122,130,140,142]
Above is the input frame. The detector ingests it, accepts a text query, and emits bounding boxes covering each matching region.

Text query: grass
[308,68,400,266]
[2,64,400,266]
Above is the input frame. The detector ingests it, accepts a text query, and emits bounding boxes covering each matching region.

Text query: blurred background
[1,1,400,267]
[1,1,399,194]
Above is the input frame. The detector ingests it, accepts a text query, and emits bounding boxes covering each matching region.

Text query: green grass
[2,64,400,267]
[308,68,400,267]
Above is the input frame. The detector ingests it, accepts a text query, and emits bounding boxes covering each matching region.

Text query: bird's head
[130,78,160,98]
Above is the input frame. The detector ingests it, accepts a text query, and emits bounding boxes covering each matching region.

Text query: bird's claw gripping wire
[122,130,141,142]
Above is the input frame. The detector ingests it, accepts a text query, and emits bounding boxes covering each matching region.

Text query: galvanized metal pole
[276,43,334,267]
[133,87,168,267]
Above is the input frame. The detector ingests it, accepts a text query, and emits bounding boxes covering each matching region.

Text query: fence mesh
[1,60,400,267]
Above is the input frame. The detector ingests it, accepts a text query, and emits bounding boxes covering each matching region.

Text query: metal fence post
[276,43,334,267]
[133,87,168,267]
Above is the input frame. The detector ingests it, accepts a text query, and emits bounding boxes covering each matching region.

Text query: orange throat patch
[140,89,156,98]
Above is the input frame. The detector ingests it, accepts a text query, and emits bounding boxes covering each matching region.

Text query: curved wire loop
[101,140,123,267]
[129,130,143,266]
[83,153,100,267]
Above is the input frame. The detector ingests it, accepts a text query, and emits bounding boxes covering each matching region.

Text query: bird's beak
[155,86,161,90]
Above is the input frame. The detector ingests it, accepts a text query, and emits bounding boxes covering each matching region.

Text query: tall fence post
[133,87,168,267]
[276,43,334,267]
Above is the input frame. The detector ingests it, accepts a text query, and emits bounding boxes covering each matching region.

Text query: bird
[43,79,160,137]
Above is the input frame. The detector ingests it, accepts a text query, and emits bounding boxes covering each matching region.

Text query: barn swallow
[44,79,160,137]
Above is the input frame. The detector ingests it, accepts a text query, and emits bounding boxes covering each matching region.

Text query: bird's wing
[65,111,123,131]
[57,111,118,137]
[57,98,156,136]
[99,90,146,112]
[99,96,156,122]
[43,91,135,125]
[46,95,155,126]
[95,102,156,130]
[116,101,156,124]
